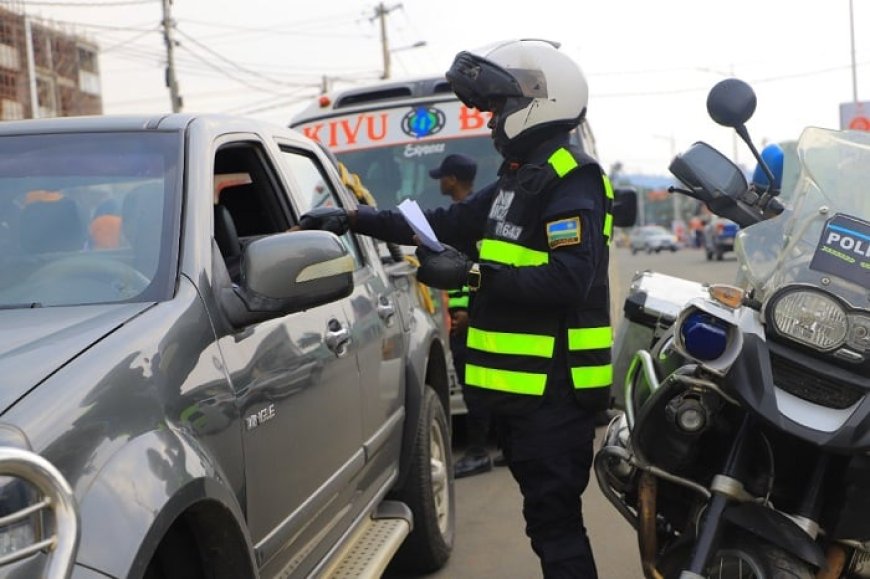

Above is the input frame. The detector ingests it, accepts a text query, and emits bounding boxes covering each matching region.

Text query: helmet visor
[446,51,539,112]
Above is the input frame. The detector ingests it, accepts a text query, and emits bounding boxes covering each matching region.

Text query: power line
[20,0,156,5]
[594,61,870,98]
[178,12,365,38]
[100,26,159,53]
[175,40,309,95]
[174,28,311,88]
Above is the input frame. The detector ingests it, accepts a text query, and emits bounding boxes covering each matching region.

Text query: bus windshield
[337,134,501,211]
[293,98,501,210]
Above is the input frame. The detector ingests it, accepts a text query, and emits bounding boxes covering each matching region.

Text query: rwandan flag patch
[547,217,582,248]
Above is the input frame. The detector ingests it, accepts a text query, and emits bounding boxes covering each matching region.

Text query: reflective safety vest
[447,286,470,310]
[464,146,613,406]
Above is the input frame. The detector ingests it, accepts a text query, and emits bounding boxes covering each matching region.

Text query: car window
[213,140,294,281]
[0,132,181,307]
[277,148,363,269]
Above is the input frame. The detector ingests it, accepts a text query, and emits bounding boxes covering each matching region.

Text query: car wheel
[631,247,638,255]
[706,250,713,261]
[390,386,454,573]
[716,248,724,261]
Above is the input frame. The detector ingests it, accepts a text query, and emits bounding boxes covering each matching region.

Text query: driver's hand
[299,207,351,236]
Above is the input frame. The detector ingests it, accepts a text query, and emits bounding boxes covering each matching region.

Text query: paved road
[399,245,740,579]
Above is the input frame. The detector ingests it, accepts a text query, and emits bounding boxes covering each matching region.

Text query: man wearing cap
[429,154,495,478]
[429,154,477,204]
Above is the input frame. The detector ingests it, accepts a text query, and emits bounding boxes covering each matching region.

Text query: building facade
[0,4,102,120]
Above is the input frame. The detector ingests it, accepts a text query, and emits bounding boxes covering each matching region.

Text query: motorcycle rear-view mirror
[707,78,757,129]
[669,142,762,228]
[612,188,638,228]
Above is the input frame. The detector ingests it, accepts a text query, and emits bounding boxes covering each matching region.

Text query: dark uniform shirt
[355,132,610,415]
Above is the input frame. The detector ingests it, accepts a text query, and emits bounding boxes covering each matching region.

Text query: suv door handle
[325,318,352,358]
[377,295,396,327]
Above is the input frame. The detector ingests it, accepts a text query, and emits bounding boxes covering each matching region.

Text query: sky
[16,0,870,175]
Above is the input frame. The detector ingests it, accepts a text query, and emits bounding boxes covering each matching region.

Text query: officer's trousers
[498,397,598,579]
[451,331,491,456]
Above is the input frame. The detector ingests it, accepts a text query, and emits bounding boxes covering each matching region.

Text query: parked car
[0,114,454,578]
[704,216,739,260]
[628,225,680,254]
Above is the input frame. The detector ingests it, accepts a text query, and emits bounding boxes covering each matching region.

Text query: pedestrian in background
[300,39,613,578]
[429,153,497,479]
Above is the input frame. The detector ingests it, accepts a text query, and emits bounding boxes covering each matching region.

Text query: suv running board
[320,501,413,578]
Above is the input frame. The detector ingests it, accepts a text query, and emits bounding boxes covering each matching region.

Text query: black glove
[415,244,473,290]
[299,207,350,236]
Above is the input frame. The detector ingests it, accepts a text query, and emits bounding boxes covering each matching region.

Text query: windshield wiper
[0,303,43,310]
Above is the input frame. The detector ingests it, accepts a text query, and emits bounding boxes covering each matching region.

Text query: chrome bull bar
[0,448,79,579]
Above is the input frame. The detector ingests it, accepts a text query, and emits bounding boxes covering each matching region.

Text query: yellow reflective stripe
[568,326,613,350]
[448,295,469,308]
[467,327,555,358]
[571,365,613,389]
[601,174,614,243]
[548,147,579,177]
[479,239,549,267]
[602,174,615,200]
[466,364,547,395]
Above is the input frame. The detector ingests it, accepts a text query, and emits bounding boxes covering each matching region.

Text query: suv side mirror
[612,188,638,228]
[219,231,354,326]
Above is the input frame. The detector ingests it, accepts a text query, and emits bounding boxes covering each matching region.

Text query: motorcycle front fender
[722,502,827,570]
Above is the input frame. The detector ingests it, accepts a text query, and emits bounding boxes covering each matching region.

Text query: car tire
[389,386,454,573]
[716,248,724,261]
[631,247,638,255]
[706,250,713,261]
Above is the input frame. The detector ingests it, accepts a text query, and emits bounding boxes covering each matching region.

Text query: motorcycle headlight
[770,289,848,351]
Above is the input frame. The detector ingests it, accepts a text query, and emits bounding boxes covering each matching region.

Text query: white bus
[290,76,599,211]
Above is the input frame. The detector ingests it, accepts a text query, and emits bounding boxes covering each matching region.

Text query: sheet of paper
[397,199,444,252]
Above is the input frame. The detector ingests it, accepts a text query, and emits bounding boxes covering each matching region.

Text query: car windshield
[0,131,181,307]
[737,127,870,310]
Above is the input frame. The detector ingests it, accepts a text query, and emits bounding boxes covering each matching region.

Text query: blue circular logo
[401,106,446,138]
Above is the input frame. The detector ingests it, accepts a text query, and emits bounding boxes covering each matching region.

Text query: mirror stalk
[735,124,777,196]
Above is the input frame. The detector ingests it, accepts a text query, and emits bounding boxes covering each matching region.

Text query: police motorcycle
[596,78,870,579]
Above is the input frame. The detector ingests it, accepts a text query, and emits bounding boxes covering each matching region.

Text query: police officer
[301,39,613,578]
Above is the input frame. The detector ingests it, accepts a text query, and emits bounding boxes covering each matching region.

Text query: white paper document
[397,199,444,252]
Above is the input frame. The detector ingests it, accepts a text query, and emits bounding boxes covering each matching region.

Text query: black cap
[428,154,477,182]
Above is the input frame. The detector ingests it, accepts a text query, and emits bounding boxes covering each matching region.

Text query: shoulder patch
[547,217,581,249]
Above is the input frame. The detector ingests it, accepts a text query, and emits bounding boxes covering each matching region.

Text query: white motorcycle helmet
[446,39,589,156]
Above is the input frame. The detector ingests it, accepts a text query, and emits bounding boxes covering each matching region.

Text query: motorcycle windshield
[737,127,870,309]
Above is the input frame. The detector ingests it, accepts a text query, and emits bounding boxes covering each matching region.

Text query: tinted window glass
[278,149,362,268]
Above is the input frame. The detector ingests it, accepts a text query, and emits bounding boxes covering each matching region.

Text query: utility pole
[849,0,859,103]
[161,0,182,112]
[23,16,38,119]
[373,3,401,80]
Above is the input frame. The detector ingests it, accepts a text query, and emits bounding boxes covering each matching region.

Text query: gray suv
[0,115,454,578]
